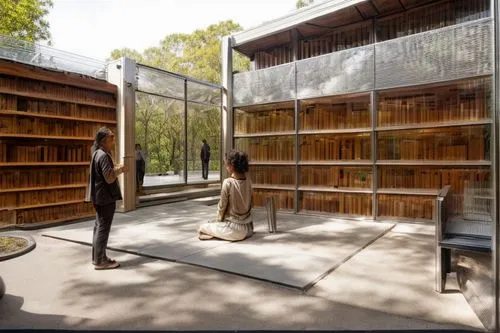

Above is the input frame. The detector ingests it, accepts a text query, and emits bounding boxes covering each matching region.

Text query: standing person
[135,144,146,194]
[197,149,253,241]
[85,127,127,270]
[200,139,211,180]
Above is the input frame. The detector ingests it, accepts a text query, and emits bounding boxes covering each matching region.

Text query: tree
[0,0,53,43]
[296,0,314,9]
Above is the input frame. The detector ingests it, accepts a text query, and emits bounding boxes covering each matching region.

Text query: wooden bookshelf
[300,133,371,161]
[252,189,295,211]
[250,165,295,186]
[300,191,372,216]
[0,60,117,226]
[299,166,372,188]
[377,194,435,221]
[298,186,373,194]
[234,102,295,135]
[235,136,295,162]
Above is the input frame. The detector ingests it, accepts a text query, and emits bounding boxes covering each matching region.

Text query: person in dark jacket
[200,139,211,180]
[135,144,146,194]
[85,127,127,270]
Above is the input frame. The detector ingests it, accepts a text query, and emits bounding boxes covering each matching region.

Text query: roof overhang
[232,0,367,48]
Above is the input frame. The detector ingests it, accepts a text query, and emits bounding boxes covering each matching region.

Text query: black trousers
[136,159,145,186]
[201,160,209,179]
[92,202,116,265]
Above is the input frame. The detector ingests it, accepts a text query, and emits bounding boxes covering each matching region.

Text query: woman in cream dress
[198,149,253,241]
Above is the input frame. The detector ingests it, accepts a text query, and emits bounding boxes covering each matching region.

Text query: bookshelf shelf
[0,133,94,141]
[0,110,117,124]
[376,160,492,166]
[249,161,296,166]
[0,183,87,193]
[234,131,295,138]
[299,160,373,166]
[376,188,441,196]
[0,162,89,167]
[3,199,85,211]
[252,184,296,191]
[299,128,371,135]
[0,87,115,109]
[376,119,492,132]
[299,186,373,194]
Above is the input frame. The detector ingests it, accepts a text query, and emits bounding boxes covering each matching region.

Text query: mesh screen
[375,18,493,89]
[233,63,295,107]
[297,45,374,99]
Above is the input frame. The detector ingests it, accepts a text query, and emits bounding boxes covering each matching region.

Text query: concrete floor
[0,200,486,330]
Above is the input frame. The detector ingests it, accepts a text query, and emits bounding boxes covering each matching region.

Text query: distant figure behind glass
[135,144,146,194]
[200,139,211,180]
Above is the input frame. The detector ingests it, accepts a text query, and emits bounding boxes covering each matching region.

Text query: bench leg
[436,246,448,293]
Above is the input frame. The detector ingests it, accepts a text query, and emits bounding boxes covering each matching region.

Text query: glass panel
[234,136,295,162]
[300,166,372,189]
[252,189,294,211]
[296,45,374,99]
[136,65,185,99]
[250,166,295,186]
[377,78,492,127]
[135,92,184,186]
[377,126,490,161]
[375,19,493,89]
[187,81,221,105]
[299,133,371,161]
[300,191,372,216]
[376,0,490,42]
[233,63,295,107]
[378,194,435,220]
[300,94,370,130]
[187,102,221,183]
[234,102,295,135]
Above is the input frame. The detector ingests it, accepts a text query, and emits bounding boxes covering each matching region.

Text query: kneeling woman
[198,149,253,241]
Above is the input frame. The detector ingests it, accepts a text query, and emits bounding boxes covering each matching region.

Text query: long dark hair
[226,149,249,174]
[92,127,114,154]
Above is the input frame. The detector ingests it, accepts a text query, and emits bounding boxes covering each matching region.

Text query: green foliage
[296,0,314,9]
[0,0,53,43]
[112,20,247,176]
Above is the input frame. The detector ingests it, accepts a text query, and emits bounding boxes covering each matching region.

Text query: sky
[46,0,298,61]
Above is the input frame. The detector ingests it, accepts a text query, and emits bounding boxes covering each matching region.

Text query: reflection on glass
[187,103,221,183]
[300,95,370,130]
[135,92,184,186]
[234,102,295,135]
[187,81,221,105]
[377,126,490,161]
[137,66,184,99]
[235,136,295,162]
[300,133,371,161]
[378,77,491,127]
[300,191,372,216]
[300,166,372,188]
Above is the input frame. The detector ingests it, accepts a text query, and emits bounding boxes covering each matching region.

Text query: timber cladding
[0,59,118,226]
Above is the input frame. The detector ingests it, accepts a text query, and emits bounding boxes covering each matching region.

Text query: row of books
[235,109,295,134]
[250,166,295,185]
[378,167,490,194]
[15,202,94,225]
[0,142,91,163]
[377,0,489,42]
[377,194,435,220]
[378,127,487,161]
[236,137,295,162]
[378,85,490,126]
[252,189,295,211]
[300,135,371,161]
[0,94,16,110]
[0,210,14,224]
[300,102,370,130]
[254,47,293,70]
[0,167,88,189]
[0,116,116,137]
[300,166,372,188]
[11,97,116,121]
[0,188,86,208]
[0,75,116,107]
[300,192,372,216]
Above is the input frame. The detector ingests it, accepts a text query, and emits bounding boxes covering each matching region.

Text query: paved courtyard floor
[0,200,486,330]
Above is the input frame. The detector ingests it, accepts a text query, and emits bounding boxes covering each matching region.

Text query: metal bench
[435,186,493,293]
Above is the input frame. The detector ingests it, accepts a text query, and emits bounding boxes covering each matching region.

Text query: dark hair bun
[227,149,249,173]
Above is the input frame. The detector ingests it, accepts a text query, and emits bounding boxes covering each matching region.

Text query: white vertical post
[221,36,234,178]
[106,57,136,212]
